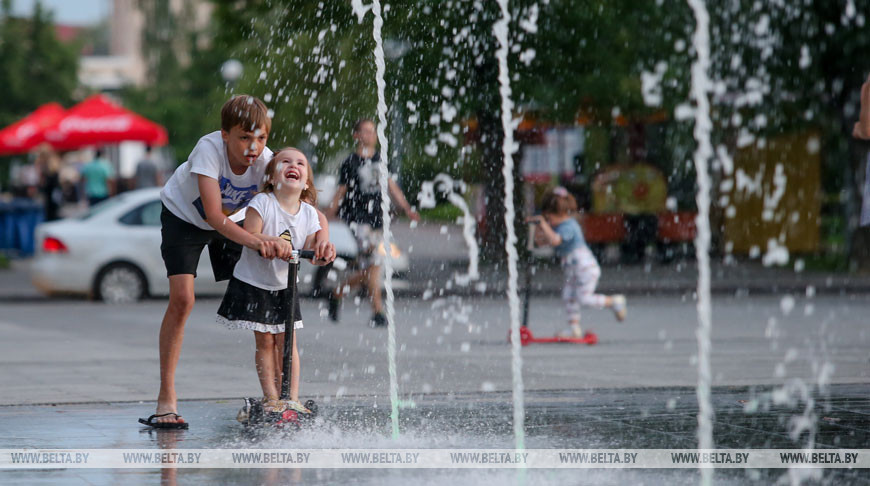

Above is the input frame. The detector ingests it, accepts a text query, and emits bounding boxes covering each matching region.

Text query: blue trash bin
[0,201,12,251]
[12,198,44,256]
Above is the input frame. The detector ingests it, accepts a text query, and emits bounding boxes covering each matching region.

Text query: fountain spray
[494,0,526,451]
[686,0,715,484]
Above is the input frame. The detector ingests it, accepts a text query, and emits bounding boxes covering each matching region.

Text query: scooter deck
[237,397,318,427]
[510,326,598,346]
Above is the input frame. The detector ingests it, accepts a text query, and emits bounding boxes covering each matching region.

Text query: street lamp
[383,39,410,61]
[221,59,243,90]
[383,39,411,177]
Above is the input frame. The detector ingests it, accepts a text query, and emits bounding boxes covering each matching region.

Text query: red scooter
[510,325,598,346]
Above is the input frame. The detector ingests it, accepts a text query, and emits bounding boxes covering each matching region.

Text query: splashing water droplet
[780,295,795,315]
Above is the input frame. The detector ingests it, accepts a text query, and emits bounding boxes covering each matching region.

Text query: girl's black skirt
[216,277,303,334]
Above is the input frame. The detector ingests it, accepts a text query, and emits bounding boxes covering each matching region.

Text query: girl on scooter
[527,186,627,338]
[217,148,334,414]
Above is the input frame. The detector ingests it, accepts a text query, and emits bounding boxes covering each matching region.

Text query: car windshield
[77,195,128,220]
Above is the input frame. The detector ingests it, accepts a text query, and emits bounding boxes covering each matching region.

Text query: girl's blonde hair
[540,186,577,216]
[262,147,317,205]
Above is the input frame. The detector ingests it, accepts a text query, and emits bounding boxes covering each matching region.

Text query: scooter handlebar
[294,249,316,260]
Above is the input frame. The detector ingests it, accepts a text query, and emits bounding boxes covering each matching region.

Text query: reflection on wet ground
[2,384,868,485]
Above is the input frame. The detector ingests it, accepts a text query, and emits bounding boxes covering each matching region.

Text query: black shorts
[160,204,242,281]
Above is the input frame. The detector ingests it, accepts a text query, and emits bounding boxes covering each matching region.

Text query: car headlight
[376,242,402,258]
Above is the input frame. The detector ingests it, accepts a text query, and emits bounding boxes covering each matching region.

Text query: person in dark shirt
[326,118,419,327]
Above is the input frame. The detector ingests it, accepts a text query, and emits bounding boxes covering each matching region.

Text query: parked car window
[120,200,162,226]
[78,196,127,220]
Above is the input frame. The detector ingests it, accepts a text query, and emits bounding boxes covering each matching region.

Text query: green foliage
[201,0,693,259]
[203,1,694,177]
[519,0,692,123]
[0,0,79,127]
[210,0,377,165]
[120,0,231,163]
[419,203,464,223]
[127,0,870,262]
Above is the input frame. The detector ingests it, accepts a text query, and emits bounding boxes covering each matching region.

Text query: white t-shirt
[160,131,273,230]
[233,193,321,291]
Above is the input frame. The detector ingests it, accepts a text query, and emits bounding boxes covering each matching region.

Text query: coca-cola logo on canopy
[2,123,39,146]
[47,116,134,140]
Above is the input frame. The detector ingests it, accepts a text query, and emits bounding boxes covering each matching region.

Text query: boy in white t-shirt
[139,96,334,429]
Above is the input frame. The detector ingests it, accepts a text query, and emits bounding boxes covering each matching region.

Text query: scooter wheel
[277,409,300,428]
[304,400,318,416]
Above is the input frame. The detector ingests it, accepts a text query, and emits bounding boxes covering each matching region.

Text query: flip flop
[138,412,189,429]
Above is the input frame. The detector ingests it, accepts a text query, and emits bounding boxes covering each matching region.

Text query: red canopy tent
[0,103,66,155]
[40,94,168,151]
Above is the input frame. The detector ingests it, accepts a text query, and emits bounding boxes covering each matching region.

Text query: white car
[31,188,408,303]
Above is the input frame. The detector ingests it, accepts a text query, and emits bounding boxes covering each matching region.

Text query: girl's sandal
[262,397,287,413]
[285,400,312,414]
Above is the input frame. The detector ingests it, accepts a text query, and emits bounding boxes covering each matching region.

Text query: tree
[176,0,870,266]
[202,0,698,261]
[120,0,230,162]
[0,0,78,127]
[0,0,79,189]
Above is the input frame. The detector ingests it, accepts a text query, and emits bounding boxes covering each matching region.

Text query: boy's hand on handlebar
[313,240,336,265]
[526,215,544,225]
[256,240,277,259]
[275,238,294,261]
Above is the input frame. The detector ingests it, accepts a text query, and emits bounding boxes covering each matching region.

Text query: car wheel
[95,263,147,304]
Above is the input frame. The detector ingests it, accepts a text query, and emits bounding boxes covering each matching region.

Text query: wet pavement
[2,295,868,405]
[3,250,870,485]
[1,385,868,485]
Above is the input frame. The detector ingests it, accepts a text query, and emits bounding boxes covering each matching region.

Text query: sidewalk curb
[4,258,870,302]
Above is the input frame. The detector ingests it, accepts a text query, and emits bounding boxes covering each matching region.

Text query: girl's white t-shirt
[233,193,321,291]
[160,131,273,230]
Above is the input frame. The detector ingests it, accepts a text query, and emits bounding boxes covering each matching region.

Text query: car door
[119,198,227,297]
[118,199,168,296]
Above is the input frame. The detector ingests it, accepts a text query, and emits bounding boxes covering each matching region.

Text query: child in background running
[527,186,627,338]
[216,148,335,413]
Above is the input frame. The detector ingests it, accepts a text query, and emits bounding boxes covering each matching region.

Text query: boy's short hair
[352,117,374,134]
[221,95,271,134]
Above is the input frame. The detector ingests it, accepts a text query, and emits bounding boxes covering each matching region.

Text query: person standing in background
[80,149,115,206]
[36,146,63,221]
[134,146,164,189]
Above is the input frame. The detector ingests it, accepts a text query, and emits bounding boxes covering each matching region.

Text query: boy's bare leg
[366,265,383,314]
[155,274,195,424]
[335,269,367,298]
